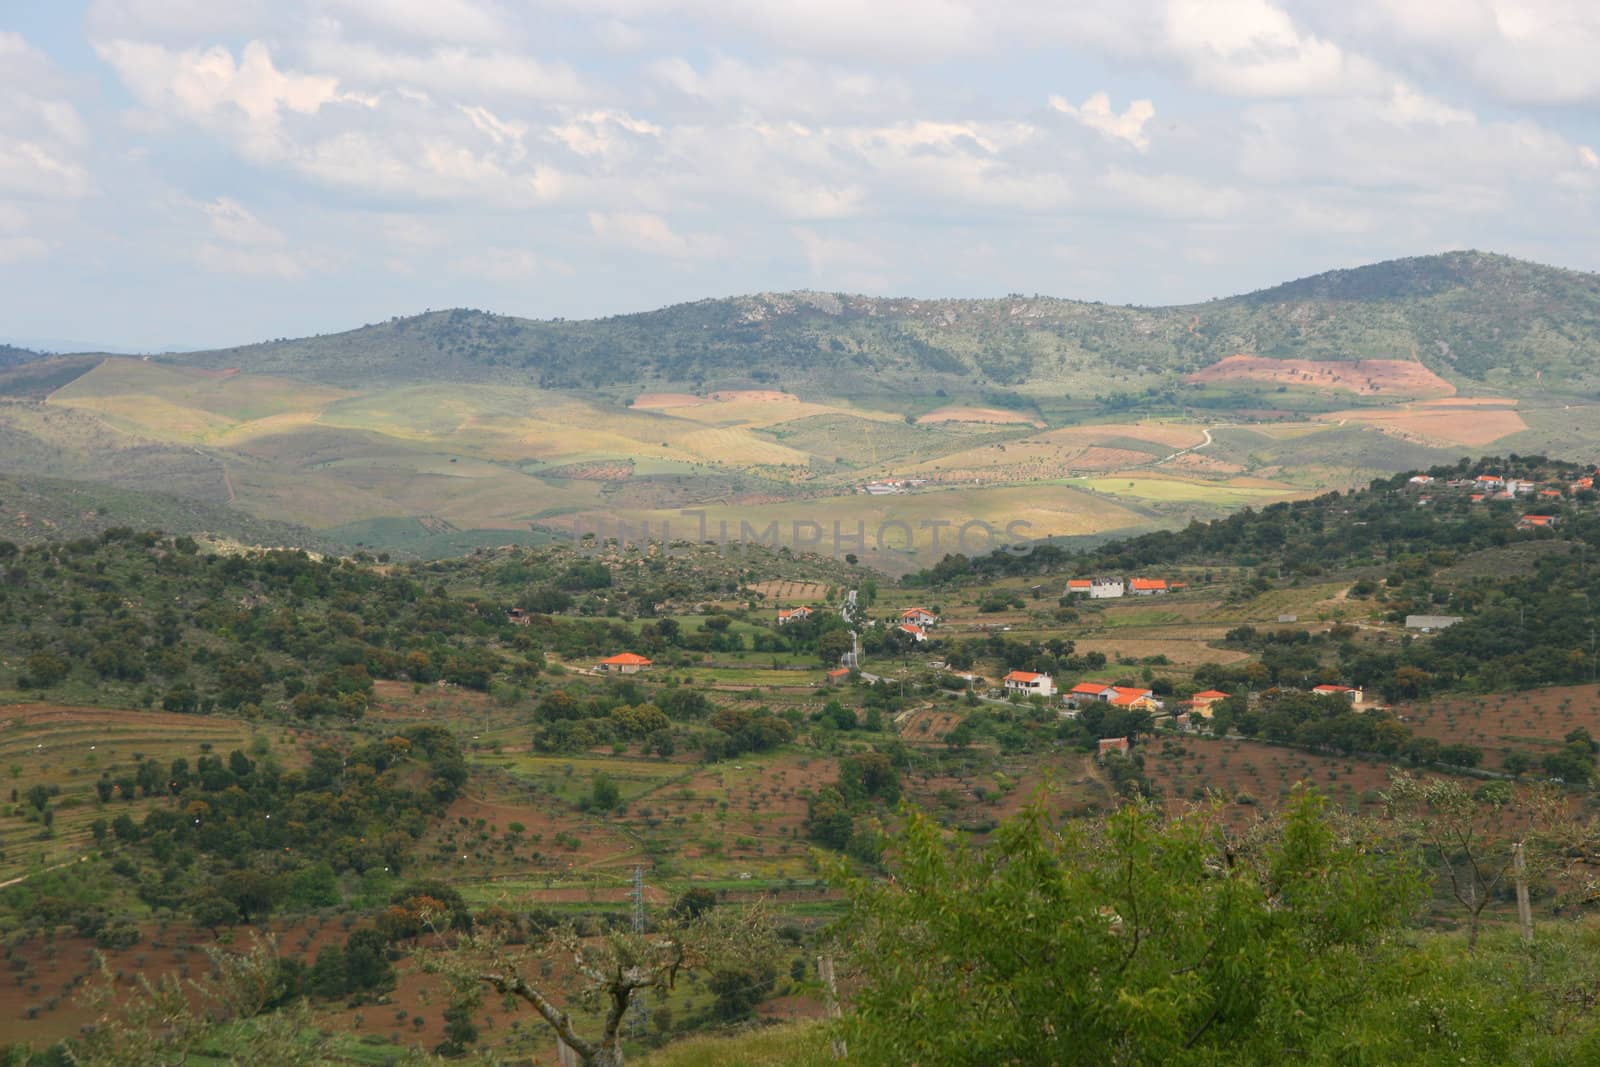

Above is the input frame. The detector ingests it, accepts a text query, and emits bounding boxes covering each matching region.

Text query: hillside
[159,251,1600,394]
[0,343,41,370]
[4,468,1600,1062]
[0,471,339,552]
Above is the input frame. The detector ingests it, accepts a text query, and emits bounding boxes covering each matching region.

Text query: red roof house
[598,652,653,674]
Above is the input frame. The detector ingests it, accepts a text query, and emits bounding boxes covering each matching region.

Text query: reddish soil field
[1398,684,1600,771]
[1187,354,1454,397]
[915,406,1045,427]
[1317,403,1527,447]
[1142,735,1398,817]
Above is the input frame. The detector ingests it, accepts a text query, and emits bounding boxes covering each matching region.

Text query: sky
[3,1,1600,351]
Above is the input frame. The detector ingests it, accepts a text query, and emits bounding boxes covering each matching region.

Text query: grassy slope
[0,471,340,551]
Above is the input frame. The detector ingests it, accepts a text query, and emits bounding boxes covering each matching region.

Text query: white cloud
[1050,91,1156,150]
[95,39,346,160]
[203,197,288,246]
[450,246,544,280]
[0,34,93,199]
[549,110,662,159]
[315,0,512,46]
[193,197,309,278]
[1164,0,1387,97]
[587,211,727,257]
[86,0,272,38]
[302,39,590,101]
[1332,0,1600,105]
[652,56,909,119]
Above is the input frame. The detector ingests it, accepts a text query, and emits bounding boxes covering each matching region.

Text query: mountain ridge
[148,250,1600,395]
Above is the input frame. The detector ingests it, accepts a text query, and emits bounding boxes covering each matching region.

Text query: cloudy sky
[3,0,1600,350]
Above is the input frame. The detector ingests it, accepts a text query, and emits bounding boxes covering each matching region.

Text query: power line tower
[629,866,649,1037]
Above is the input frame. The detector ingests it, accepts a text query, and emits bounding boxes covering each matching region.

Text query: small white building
[1405,614,1463,632]
[1089,577,1125,599]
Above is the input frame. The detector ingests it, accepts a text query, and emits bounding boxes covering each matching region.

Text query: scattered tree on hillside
[435,905,776,1067]
[1383,772,1562,951]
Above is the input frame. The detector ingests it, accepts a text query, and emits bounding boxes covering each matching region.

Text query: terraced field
[0,705,271,883]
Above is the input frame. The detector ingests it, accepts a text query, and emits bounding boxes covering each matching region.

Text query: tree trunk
[1513,841,1534,946]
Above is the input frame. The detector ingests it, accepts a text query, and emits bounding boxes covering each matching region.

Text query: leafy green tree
[830,790,1423,1065]
[20,651,68,688]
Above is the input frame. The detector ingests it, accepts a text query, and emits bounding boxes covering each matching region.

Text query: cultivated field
[1318,401,1528,447]
[1186,355,1455,397]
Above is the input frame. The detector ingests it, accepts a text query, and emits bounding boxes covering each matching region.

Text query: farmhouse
[597,653,653,674]
[1107,686,1161,711]
[1405,614,1463,632]
[897,623,929,642]
[1312,683,1362,703]
[1067,681,1118,705]
[1475,474,1504,489]
[1003,670,1056,697]
[1067,578,1093,594]
[1068,681,1159,710]
[825,667,851,685]
[1089,577,1125,599]
[1128,578,1169,595]
[777,606,814,625]
[900,607,938,626]
[1518,514,1559,529]
[1187,689,1230,717]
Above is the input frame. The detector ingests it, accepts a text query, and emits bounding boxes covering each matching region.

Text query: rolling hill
[153,251,1600,396]
[0,343,41,370]
[4,251,1598,562]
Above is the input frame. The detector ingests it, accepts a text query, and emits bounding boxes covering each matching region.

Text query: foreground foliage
[830,789,1600,1065]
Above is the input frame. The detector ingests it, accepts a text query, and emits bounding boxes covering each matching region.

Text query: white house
[777,606,813,626]
[1089,577,1125,599]
[1003,670,1055,697]
[897,623,928,642]
[900,607,938,626]
[1312,683,1363,703]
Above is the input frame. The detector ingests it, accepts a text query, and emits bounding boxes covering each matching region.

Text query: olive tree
[1383,772,1563,951]
[436,904,776,1067]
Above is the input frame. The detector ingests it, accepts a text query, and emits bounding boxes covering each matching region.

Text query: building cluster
[1407,470,1598,528]
[896,606,938,642]
[860,479,928,495]
[1064,576,1181,599]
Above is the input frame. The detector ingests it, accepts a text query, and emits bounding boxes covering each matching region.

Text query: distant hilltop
[133,250,1600,395]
